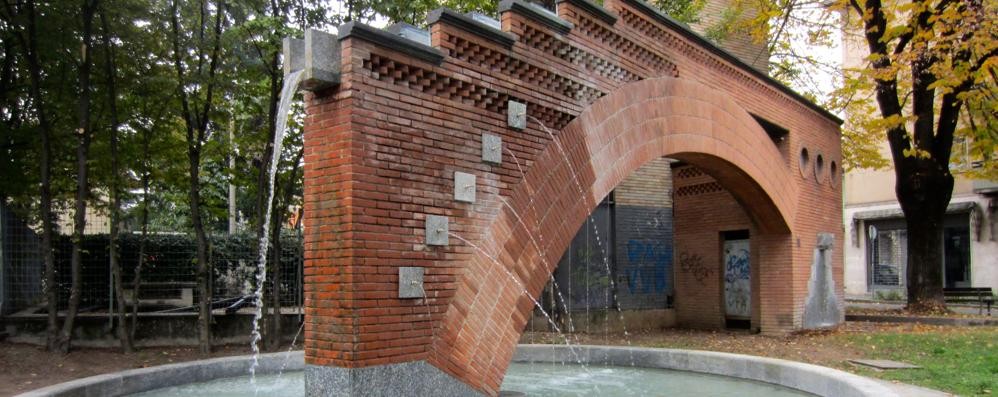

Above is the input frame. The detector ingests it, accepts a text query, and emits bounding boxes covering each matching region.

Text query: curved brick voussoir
[432,77,801,393]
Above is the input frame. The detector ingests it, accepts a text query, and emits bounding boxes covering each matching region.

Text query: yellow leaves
[883,25,911,42]
[903,147,933,159]
[871,114,907,131]
[977,56,998,77]
[843,126,891,170]
[932,3,963,25]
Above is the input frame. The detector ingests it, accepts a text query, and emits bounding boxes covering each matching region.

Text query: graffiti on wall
[723,239,751,318]
[624,239,671,293]
[678,251,713,285]
[568,246,611,304]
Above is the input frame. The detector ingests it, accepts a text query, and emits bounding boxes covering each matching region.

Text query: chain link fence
[1,204,303,319]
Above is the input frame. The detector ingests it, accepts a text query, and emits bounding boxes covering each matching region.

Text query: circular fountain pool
[130,362,813,397]
[18,345,904,397]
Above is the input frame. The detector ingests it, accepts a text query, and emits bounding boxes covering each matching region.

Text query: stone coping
[513,344,901,397]
[15,351,304,397]
[427,8,516,48]
[499,0,574,34]
[337,22,445,65]
[21,345,910,397]
[557,0,618,25]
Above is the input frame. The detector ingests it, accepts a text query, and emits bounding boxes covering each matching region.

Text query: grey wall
[614,205,673,309]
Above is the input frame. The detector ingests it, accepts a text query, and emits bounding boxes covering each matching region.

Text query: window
[866,213,972,292]
[868,225,907,289]
[950,136,971,171]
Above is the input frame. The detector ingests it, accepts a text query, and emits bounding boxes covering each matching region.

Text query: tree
[166,0,227,354]
[841,0,995,310]
[98,3,133,352]
[223,0,329,350]
[368,0,496,25]
[54,0,101,354]
[1,0,70,352]
[736,0,996,311]
[651,0,708,25]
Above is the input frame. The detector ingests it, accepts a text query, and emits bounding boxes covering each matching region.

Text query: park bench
[123,282,195,309]
[943,287,994,316]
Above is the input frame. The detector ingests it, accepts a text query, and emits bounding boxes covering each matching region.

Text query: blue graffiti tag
[724,248,750,283]
[625,239,671,293]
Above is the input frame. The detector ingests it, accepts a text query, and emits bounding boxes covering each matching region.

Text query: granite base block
[305,361,481,397]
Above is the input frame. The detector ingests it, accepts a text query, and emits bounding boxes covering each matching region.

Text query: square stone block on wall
[454,171,476,203]
[482,133,502,164]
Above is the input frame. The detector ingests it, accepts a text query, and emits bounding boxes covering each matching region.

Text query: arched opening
[429,78,799,394]
[525,153,790,337]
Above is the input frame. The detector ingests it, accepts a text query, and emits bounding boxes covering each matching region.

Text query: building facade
[840,21,998,298]
[843,167,998,298]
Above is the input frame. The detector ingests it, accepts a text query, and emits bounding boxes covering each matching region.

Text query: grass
[522,323,998,396]
[836,327,998,396]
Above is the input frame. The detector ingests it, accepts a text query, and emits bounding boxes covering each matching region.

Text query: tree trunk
[56,0,98,354]
[896,158,953,312]
[130,126,152,341]
[99,5,132,352]
[189,155,212,354]
[10,0,59,351]
[169,0,224,355]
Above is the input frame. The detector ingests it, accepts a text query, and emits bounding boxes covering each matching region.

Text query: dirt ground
[0,343,253,396]
[0,321,984,396]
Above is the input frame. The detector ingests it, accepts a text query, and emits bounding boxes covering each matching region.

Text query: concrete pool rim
[17,345,910,396]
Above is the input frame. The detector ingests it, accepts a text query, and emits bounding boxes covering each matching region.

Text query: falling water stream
[529,116,637,364]
[447,232,589,368]
[503,148,582,345]
[249,69,305,382]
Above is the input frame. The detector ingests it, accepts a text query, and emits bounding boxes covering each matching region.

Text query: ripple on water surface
[501,362,816,396]
[129,372,304,397]
[130,362,815,397]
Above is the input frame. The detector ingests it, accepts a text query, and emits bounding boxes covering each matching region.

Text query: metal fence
[0,205,303,318]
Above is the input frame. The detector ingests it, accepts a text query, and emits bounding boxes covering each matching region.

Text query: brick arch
[429,77,797,394]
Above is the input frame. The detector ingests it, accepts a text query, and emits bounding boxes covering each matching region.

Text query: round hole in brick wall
[830,161,838,185]
[799,148,810,178]
[814,154,825,182]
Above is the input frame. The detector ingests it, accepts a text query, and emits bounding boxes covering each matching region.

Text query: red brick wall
[672,165,752,329]
[302,0,843,395]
